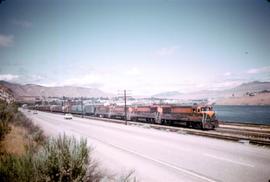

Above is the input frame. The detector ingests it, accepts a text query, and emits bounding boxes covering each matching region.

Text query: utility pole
[117,90,132,126]
[124,90,127,125]
[81,96,84,118]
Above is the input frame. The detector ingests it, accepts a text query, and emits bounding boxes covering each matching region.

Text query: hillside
[224,81,270,96]
[0,84,15,103]
[1,80,270,105]
[215,92,270,105]
[0,81,113,98]
[152,81,270,105]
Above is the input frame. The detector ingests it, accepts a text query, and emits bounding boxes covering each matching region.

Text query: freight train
[34,103,218,130]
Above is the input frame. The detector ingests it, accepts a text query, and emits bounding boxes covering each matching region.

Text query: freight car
[36,105,51,112]
[50,105,62,112]
[95,105,110,118]
[70,105,83,115]
[109,106,126,119]
[62,105,71,113]
[83,105,95,116]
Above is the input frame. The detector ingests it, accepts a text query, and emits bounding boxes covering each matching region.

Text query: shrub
[0,100,16,140]
[0,134,93,182]
[0,151,35,182]
[34,134,90,181]
[12,111,46,145]
[0,120,10,141]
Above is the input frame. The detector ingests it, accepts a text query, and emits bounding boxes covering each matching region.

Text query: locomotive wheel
[161,119,165,125]
[198,122,203,130]
[164,120,167,125]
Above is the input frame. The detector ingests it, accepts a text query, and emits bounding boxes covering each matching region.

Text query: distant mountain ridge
[0,81,113,98]
[228,81,270,93]
[1,80,270,104]
[152,81,270,100]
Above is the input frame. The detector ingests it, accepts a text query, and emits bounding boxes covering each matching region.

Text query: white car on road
[64,113,73,120]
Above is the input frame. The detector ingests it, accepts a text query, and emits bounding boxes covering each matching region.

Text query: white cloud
[62,74,100,86]
[0,34,14,47]
[3,64,267,96]
[125,67,141,76]
[11,19,32,28]
[224,72,231,76]
[25,74,47,83]
[211,80,242,90]
[0,74,19,81]
[156,46,179,56]
[246,66,270,74]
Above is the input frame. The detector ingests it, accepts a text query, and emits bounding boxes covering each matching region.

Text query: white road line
[204,153,254,168]
[70,128,217,182]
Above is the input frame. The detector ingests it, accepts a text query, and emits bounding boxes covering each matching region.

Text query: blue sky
[0,0,270,95]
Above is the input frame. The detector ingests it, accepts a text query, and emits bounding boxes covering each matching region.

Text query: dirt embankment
[216,92,270,105]
[0,125,28,155]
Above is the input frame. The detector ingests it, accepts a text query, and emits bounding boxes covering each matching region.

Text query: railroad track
[215,127,270,140]
[78,115,270,147]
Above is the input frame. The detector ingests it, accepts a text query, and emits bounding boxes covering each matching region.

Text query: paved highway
[22,110,270,182]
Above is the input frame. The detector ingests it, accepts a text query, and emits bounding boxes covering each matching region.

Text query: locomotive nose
[207,111,215,118]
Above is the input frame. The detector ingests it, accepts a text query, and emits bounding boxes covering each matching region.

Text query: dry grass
[0,125,28,156]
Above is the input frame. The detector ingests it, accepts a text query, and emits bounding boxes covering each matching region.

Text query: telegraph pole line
[117,89,132,126]
[124,90,127,125]
[81,96,84,118]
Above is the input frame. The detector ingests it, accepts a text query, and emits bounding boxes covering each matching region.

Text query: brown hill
[216,92,270,105]
[152,81,270,105]
[0,84,15,103]
[0,81,113,98]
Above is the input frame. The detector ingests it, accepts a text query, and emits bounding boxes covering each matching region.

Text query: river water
[213,105,270,125]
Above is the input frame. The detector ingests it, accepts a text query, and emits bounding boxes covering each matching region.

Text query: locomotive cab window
[163,107,171,114]
[150,107,157,113]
